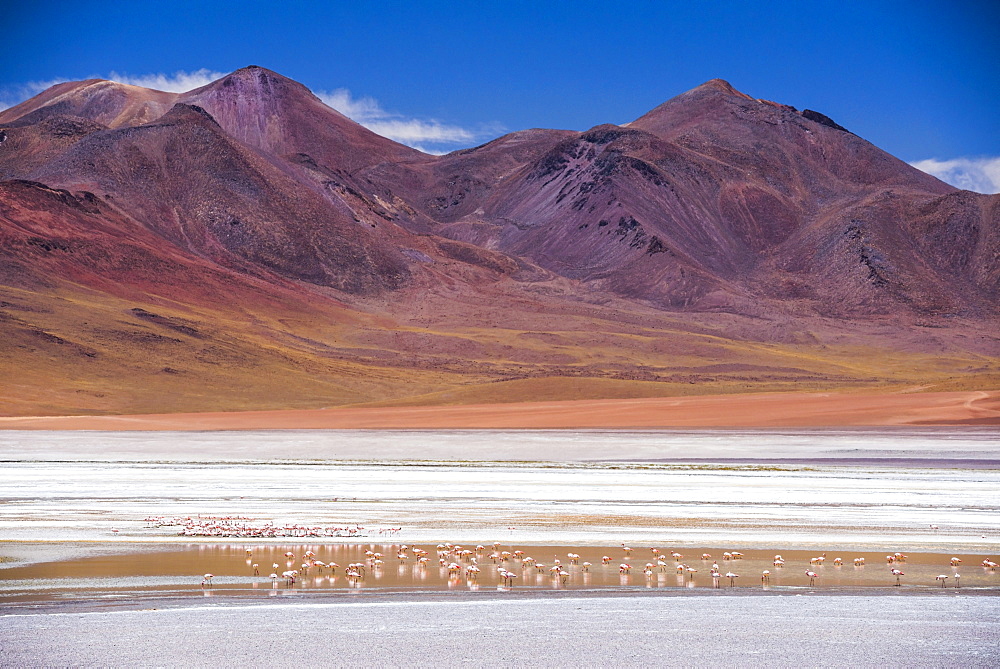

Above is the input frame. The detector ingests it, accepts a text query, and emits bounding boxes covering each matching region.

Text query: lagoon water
[1,428,998,665]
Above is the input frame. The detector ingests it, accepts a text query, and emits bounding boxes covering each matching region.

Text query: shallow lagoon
[1,428,998,665]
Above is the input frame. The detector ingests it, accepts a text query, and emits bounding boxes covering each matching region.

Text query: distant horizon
[3,1,998,192]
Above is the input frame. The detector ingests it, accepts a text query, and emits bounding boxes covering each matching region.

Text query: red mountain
[0,68,997,416]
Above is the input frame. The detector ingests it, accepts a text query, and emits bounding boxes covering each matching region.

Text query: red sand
[1,389,998,430]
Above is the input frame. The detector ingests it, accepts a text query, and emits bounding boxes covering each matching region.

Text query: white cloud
[106,68,226,93]
[910,157,1000,194]
[0,77,71,112]
[317,87,497,152]
[1,71,500,154]
[0,69,226,112]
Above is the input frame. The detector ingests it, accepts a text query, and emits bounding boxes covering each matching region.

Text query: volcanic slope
[0,68,997,416]
[422,79,998,317]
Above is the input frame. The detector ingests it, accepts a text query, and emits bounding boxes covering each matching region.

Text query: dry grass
[2,279,998,417]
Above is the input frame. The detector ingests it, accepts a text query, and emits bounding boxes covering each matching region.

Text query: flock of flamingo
[196,543,998,591]
[145,516,401,538]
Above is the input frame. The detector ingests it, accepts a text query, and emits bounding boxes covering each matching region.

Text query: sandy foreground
[2,389,999,430]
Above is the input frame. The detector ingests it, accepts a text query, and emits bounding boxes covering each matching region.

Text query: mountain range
[1,66,997,416]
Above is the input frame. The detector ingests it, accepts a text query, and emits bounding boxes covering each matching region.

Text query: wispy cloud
[0,77,71,111]
[106,68,227,93]
[0,69,226,112]
[317,88,500,153]
[0,71,500,154]
[910,157,1000,194]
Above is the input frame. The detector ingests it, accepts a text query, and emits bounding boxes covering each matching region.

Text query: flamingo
[619,563,632,574]
[935,575,949,587]
[950,557,962,566]
[833,558,843,566]
[671,552,683,562]
[201,573,214,587]
[252,563,259,576]
[581,562,591,572]
[701,553,712,560]
[622,545,632,556]
[725,572,739,587]
[805,570,818,585]
[602,556,612,565]
[891,568,905,586]
[761,570,770,584]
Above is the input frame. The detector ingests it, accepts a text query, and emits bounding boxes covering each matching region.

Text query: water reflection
[1,543,997,605]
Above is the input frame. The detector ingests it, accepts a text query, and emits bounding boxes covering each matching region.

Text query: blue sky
[3,1,998,190]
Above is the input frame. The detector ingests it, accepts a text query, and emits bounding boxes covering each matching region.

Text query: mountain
[0,68,997,416]
[418,79,996,316]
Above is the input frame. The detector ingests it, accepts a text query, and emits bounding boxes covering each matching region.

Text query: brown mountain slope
[0,79,178,129]
[0,69,997,417]
[421,80,996,317]
[26,102,419,294]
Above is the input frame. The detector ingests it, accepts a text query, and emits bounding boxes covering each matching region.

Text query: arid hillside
[1,67,997,416]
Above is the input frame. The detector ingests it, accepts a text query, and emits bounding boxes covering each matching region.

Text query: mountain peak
[691,78,751,99]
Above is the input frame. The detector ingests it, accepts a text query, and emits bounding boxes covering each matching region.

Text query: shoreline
[2,388,999,430]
